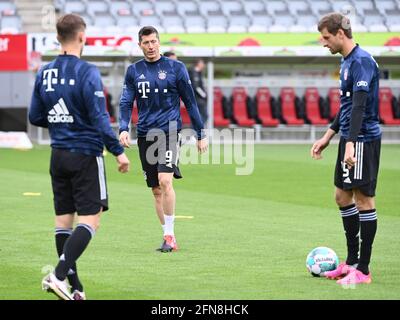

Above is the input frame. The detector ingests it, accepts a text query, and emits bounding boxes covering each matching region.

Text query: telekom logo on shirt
[137,81,169,99]
[138,81,150,98]
[42,68,76,92]
[43,68,58,92]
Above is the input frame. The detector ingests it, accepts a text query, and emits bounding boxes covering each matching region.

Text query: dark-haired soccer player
[163,51,178,60]
[119,26,207,252]
[311,13,381,285]
[29,14,130,300]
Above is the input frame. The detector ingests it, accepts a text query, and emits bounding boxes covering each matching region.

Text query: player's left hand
[116,153,130,173]
[311,137,330,160]
[119,131,130,148]
[344,141,356,169]
[197,138,208,154]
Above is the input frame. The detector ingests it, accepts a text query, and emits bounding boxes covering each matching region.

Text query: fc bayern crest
[344,68,348,80]
[158,70,167,80]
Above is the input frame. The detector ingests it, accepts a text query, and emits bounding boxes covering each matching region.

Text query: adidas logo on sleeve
[48,98,74,123]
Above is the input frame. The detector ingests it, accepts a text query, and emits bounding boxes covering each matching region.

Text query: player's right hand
[197,137,208,154]
[117,153,130,173]
[311,138,329,160]
[119,131,130,148]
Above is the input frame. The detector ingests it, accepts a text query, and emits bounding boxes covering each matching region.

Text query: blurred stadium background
[0,0,399,144]
[0,0,400,300]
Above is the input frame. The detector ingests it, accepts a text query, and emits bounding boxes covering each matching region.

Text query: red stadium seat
[131,101,138,124]
[213,87,230,127]
[231,87,255,126]
[304,88,328,125]
[379,88,400,125]
[255,87,279,127]
[279,87,304,125]
[180,99,191,125]
[328,88,341,119]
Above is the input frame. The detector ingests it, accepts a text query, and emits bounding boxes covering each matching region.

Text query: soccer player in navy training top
[29,14,130,300]
[311,13,381,285]
[119,26,208,252]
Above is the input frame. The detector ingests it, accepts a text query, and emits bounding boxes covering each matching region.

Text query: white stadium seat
[1,0,388,34]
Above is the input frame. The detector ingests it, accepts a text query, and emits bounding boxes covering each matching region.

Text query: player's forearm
[186,102,205,139]
[29,118,48,128]
[85,91,125,155]
[329,108,341,133]
[29,93,48,127]
[118,79,135,133]
[96,113,124,156]
[118,102,133,133]
[187,107,205,139]
[321,109,341,142]
[178,84,205,139]
[347,91,368,142]
[28,110,48,128]
[322,128,337,142]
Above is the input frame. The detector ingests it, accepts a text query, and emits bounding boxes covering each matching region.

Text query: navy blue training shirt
[29,54,124,157]
[338,45,381,142]
[119,56,205,139]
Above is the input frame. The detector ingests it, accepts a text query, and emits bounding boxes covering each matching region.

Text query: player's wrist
[114,147,125,157]
[323,130,335,141]
[197,129,207,140]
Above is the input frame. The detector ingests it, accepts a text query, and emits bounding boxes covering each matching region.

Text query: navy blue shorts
[137,133,182,188]
[50,148,108,215]
[334,137,381,197]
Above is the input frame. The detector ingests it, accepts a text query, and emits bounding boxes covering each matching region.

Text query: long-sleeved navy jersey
[29,54,124,157]
[119,56,205,139]
[339,45,381,142]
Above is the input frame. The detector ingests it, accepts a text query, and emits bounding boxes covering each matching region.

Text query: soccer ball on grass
[306,247,339,277]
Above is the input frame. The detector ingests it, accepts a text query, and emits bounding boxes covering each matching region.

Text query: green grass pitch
[0,144,399,300]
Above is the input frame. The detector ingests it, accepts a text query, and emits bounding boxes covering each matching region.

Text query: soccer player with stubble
[119,26,208,252]
[311,13,381,285]
[29,14,130,300]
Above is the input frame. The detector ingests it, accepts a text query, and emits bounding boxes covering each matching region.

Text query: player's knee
[159,177,173,191]
[355,198,374,211]
[334,191,352,207]
[56,220,73,229]
[354,189,375,211]
[55,214,74,229]
[79,215,101,232]
[89,218,100,232]
[152,187,162,198]
[334,191,343,206]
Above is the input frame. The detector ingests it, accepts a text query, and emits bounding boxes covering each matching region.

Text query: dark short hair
[56,14,86,43]
[195,58,205,65]
[138,26,159,43]
[318,13,352,39]
[163,51,176,58]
